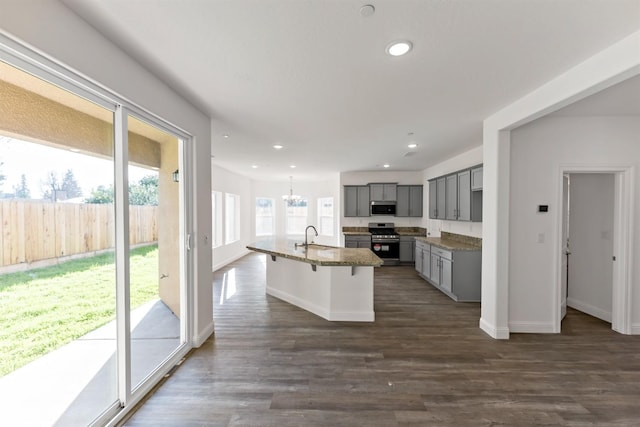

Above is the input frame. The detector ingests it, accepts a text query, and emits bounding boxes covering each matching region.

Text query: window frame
[255,197,275,237]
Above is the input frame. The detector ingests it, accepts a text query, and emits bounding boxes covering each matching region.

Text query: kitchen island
[246,239,383,322]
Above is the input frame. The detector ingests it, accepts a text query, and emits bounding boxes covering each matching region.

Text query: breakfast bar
[246,239,383,322]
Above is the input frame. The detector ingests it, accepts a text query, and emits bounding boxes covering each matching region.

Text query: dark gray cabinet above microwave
[369,183,397,202]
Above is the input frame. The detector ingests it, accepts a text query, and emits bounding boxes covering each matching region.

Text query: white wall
[481,31,640,339]
[567,173,614,322]
[339,171,425,232]
[509,116,640,332]
[423,146,483,238]
[0,0,213,344]
[252,175,341,246]
[212,164,252,271]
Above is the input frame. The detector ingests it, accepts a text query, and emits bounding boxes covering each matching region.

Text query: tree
[84,174,158,206]
[84,185,114,204]
[41,171,60,201]
[42,169,82,201]
[129,174,158,206]
[13,174,30,199]
[62,169,82,198]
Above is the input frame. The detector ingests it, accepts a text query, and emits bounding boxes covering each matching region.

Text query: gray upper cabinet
[471,166,483,191]
[445,174,457,220]
[428,180,438,219]
[396,185,423,217]
[369,183,397,201]
[457,169,471,221]
[428,164,483,222]
[436,177,446,219]
[344,185,370,217]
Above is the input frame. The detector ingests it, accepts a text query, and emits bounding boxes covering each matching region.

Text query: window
[317,197,334,236]
[225,193,240,243]
[286,198,308,235]
[256,197,275,236]
[212,191,223,247]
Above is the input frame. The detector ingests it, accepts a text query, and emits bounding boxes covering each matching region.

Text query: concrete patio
[0,299,180,427]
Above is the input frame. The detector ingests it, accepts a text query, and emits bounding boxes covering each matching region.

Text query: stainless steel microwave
[370,201,396,216]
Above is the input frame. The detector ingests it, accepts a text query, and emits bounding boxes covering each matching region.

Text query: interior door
[561,175,569,320]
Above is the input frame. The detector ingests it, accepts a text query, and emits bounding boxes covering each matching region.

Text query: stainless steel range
[368,222,399,265]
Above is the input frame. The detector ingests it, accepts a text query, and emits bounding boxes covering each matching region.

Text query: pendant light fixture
[282,176,303,206]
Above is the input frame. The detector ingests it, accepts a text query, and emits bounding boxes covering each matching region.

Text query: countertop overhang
[247,239,383,267]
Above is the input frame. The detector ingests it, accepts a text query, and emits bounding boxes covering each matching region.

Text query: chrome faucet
[296,225,318,249]
[305,225,318,248]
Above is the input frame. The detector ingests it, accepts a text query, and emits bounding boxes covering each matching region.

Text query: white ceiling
[61,0,640,181]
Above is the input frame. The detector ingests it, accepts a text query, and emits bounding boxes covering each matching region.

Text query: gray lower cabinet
[422,245,431,278]
[344,234,371,249]
[416,242,481,302]
[399,236,415,263]
[415,242,424,273]
[415,240,431,277]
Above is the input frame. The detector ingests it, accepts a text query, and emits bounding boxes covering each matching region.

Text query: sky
[0,136,155,199]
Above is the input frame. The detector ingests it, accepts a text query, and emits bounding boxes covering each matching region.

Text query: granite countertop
[343,231,372,236]
[415,236,481,251]
[247,239,383,267]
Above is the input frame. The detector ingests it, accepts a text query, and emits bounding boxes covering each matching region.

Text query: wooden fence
[0,200,158,268]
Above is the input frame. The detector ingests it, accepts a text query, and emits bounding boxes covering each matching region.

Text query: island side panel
[265,256,332,319]
[264,255,375,322]
[328,266,374,322]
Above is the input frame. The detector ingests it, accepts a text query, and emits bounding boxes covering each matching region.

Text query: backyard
[0,244,159,377]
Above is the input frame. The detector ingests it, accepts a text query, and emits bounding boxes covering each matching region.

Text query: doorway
[562,173,614,324]
[557,167,632,334]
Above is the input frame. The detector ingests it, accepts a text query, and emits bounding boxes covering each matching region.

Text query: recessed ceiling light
[408,143,418,149]
[360,4,375,17]
[251,165,258,169]
[223,134,229,138]
[386,41,412,57]
[383,164,390,168]
[290,165,296,169]
[273,144,283,149]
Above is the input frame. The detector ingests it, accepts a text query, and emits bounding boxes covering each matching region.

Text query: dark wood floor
[124,253,640,426]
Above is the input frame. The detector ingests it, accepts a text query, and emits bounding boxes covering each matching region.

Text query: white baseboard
[213,249,250,272]
[509,320,556,333]
[479,317,510,339]
[266,286,374,322]
[630,324,640,335]
[567,298,612,323]
[193,321,214,347]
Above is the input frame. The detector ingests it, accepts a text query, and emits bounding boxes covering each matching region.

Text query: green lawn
[0,244,159,377]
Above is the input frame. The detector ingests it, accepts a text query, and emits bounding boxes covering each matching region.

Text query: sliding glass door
[127,115,184,392]
[0,40,191,426]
